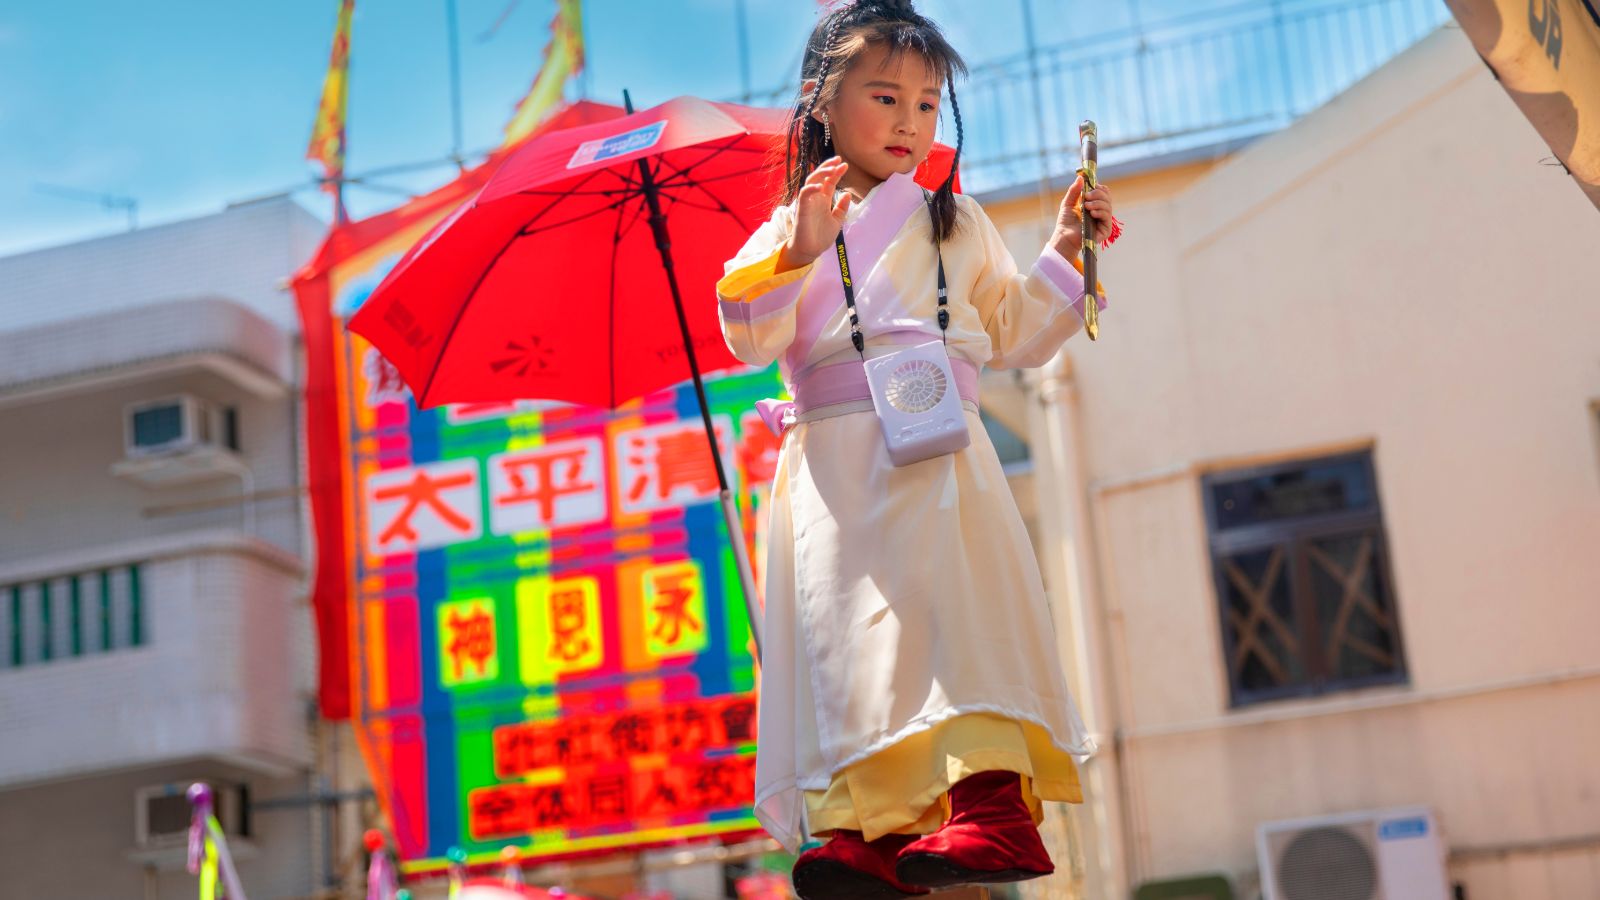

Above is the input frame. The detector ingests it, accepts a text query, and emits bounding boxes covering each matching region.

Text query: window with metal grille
[1202,452,1407,706]
[1,564,146,671]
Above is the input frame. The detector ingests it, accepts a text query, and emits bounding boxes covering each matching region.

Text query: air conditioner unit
[114,395,243,487]
[1257,806,1449,900]
[134,780,249,849]
[124,394,234,458]
[127,781,253,871]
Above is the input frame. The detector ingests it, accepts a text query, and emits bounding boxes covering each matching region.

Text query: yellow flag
[502,0,585,147]
[307,0,355,190]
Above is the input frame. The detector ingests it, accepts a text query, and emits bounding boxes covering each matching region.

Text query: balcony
[0,530,312,789]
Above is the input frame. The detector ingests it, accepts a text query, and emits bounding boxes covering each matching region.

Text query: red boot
[792,830,931,899]
[894,771,1055,889]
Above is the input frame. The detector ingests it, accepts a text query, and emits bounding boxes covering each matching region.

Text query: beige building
[978,23,1600,900]
[0,198,338,899]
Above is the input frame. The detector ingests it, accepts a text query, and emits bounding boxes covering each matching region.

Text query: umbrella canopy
[1446,0,1600,209]
[348,94,958,410]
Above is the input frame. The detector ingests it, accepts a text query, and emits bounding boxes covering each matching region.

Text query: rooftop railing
[741,0,1451,192]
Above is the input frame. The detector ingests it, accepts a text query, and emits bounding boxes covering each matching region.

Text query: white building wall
[0,765,319,900]
[0,195,324,334]
[0,196,327,898]
[990,24,1600,900]
[0,367,301,564]
[0,537,309,786]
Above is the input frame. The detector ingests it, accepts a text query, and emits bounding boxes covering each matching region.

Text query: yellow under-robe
[803,712,1083,841]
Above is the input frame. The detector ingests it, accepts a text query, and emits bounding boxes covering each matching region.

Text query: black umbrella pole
[627,93,764,661]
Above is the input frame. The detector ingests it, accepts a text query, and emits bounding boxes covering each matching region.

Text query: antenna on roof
[34,182,139,231]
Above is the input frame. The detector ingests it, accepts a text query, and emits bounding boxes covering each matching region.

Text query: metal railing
[2,563,146,670]
[742,0,1450,193]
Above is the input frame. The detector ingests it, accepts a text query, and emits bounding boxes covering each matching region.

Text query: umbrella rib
[658,167,770,190]
[512,186,642,197]
[651,138,771,190]
[503,167,630,232]
[417,224,529,407]
[607,191,630,409]
[516,194,635,238]
[672,179,757,235]
[651,142,743,191]
[610,187,652,250]
[417,168,625,405]
[650,189,740,217]
[515,168,644,199]
[643,149,759,234]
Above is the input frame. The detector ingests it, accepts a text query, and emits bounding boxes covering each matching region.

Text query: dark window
[2,565,145,671]
[1203,451,1406,706]
[132,404,184,448]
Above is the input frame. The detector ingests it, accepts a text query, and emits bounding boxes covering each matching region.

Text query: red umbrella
[349,94,959,657]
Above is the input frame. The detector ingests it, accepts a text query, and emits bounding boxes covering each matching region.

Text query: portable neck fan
[864,340,971,466]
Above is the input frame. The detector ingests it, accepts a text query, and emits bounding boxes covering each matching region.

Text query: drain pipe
[1029,351,1137,897]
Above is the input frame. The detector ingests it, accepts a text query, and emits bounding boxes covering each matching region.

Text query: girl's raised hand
[1051,173,1116,261]
[780,157,854,271]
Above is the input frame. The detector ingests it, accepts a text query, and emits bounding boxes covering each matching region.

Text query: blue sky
[0,0,1247,256]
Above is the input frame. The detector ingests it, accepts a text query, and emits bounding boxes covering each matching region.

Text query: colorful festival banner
[502,0,585,147]
[307,0,355,214]
[292,101,783,875]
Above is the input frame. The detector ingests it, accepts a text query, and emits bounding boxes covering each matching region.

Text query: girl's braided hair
[781,0,968,242]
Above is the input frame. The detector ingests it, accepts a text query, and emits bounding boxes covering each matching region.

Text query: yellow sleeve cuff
[717,246,813,303]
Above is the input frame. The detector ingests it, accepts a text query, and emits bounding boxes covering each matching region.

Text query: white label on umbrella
[568,120,667,169]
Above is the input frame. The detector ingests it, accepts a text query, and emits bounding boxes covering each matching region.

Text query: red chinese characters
[364,459,484,556]
[468,755,756,839]
[438,598,499,687]
[492,696,758,778]
[642,561,708,658]
[488,437,607,533]
[362,415,772,556]
[548,585,594,663]
[614,417,734,515]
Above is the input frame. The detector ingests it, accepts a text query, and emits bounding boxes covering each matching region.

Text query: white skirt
[752,405,1095,852]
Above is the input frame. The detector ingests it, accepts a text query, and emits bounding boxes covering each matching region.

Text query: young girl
[716,2,1117,897]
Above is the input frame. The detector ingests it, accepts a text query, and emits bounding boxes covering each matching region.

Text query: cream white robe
[715,172,1099,852]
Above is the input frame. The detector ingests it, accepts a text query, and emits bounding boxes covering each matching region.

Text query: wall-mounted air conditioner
[1257,806,1450,900]
[123,394,235,458]
[134,780,248,849]
[125,781,254,870]
[114,395,243,487]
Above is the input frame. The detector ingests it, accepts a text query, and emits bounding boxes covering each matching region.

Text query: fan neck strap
[834,192,947,360]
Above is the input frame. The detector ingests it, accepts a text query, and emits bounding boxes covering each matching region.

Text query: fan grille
[884,359,948,413]
[1275,824,1380,900]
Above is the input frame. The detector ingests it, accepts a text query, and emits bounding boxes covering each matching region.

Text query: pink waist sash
[755,355,981,437]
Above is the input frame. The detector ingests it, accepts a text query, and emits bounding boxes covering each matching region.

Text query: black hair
[781,0,968,242]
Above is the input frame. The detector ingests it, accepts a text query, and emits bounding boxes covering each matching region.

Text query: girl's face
[815,42,942,193]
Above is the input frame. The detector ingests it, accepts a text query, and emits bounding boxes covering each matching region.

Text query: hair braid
[803,15,845,123]
[780,0,968,243]
[784,10,850,207]
[927,70,965,242]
